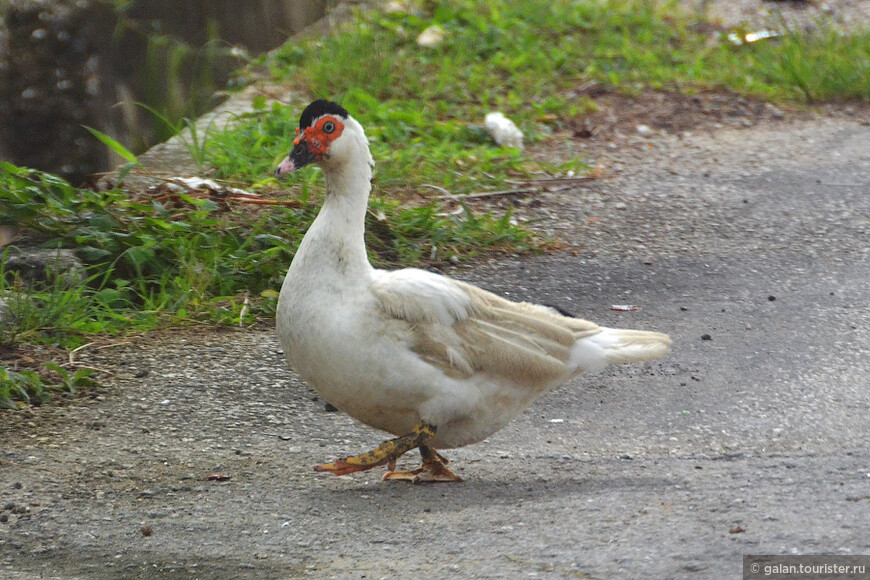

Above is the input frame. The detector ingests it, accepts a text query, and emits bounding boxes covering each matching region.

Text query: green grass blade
[83,126,139,164]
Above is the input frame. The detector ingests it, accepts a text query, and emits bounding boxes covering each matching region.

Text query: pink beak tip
[275,157,296,177]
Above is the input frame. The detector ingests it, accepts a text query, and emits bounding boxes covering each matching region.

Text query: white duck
[274,100,671,482]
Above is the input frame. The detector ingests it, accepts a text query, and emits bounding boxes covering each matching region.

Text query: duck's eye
[322,120,336,134]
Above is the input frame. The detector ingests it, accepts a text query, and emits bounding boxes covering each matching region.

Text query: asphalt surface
[1,115,869,579]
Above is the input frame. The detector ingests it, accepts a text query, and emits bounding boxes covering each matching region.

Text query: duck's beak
[275,136,316,177]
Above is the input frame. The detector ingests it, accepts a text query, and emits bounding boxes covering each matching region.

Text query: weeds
[0,364,98,410]
[0,273,102,349]
[263,0,869,113]
[0,154,534,408]
[204,94,587,195]
[0,367,48,409]
[722,20,870,101]
[202,0,870,204]
[0,161,298,318]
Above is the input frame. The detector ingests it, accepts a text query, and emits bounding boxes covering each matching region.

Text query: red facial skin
[275,115,346,177]
[295,115,344,158]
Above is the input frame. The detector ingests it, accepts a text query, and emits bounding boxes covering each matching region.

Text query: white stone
[416,25,445,48]
[484,112,524,149]
[636,124,654,138]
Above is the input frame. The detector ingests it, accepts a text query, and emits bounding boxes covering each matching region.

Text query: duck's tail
[570,327,671,374]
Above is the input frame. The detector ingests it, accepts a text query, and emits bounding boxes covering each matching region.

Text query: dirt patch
[439,88,869,263]
[566,89,795,140]
[439,89,795,241]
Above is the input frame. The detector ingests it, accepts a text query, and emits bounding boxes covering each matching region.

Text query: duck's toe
[313,456,390,476]
[382,445,463,483]
[382,463,463,483]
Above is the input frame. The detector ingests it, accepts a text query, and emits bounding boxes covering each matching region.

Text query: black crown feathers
[298,99,349,130]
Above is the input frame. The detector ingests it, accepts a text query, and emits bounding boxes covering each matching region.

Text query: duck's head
[274,99,372,177]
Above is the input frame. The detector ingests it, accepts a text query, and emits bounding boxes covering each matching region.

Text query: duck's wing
[370,268,474,327]
[371,268,601,387]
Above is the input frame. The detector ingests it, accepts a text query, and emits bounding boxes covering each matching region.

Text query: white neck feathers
[291,117,375,280]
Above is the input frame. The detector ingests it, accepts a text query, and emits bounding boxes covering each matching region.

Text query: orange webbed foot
[382,444,463,483]
[314,422,437,477]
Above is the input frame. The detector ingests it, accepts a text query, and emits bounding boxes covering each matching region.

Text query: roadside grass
[0,156,532,407]
[0,363,98,410]
[203,95,591,195]
[206,0,869,197]
[2,0,868,407]
[721,21,870,102]
[254,0,868,143]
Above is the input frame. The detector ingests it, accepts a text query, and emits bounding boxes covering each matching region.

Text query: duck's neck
[295,154,373,279]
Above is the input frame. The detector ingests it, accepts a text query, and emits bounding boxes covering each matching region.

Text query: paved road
[1,116,869,579]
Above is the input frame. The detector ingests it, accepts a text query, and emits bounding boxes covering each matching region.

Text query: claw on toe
[382,463,463,483]
[382,445,463,483]
[313,457,389,476]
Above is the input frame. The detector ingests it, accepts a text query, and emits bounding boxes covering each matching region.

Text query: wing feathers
[455,319,570,386]
[372,268,669,386]
[371,269,471,326]
[411,324,475,378]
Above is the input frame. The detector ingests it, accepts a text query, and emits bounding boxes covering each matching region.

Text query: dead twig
[436,188,537,200]
[504,175,598,186]
[421,184,456,198]
[58,341,130,375]
[426,170,601,201]
[239,293,250,327]
[68,342,95,366]
[0,457,61,477]
[149,177,302,208]
[67,341,133,366]
[225,196,301,207]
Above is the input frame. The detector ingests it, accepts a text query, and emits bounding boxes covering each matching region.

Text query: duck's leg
[382,443,463,483]
[314,422,436,476]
